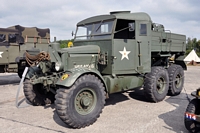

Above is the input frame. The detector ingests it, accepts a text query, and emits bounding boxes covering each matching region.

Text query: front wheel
[185,99,200,133]
[23,79,55,106]
[55,74,106,128]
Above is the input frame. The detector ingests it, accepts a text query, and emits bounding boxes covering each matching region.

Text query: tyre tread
[167,64,184,96]
[55,74,106,128]
[23,79,55,106]
[184,99,200,133]
[144,67,169,102]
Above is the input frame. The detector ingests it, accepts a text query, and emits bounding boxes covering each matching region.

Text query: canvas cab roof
[77,11,152,26]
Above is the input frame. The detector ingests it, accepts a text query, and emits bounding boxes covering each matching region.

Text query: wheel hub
[175,74,182,88]
[157,77,165,94]
[81,96,91,107]
[75,88,97,115]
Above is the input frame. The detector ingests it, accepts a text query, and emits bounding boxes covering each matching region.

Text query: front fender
[56,68,108,91]
[175,55,187,70]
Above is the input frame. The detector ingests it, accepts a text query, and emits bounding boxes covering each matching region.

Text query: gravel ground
[0,66,199,133]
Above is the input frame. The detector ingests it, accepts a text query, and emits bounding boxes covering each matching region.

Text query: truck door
[112,19,138,74]
[136,22,151,73]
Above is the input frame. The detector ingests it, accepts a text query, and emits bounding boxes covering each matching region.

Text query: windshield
[75,20,114,40]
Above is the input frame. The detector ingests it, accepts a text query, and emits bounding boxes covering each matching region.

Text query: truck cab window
[114,19,135,39]
[8,34,16,43]
[75,20,114,40]
[0,34,6,42]
[140,24,147,35]
[76,25,92,40]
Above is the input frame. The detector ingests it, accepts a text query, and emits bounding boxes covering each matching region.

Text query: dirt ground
[0,66,199,133]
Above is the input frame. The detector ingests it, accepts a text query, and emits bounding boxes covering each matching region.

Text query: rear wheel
[23,79,55,106]
[167,64,184,96]
[144,67,169,102]
[55,74,106,128]
[185,99,200,133]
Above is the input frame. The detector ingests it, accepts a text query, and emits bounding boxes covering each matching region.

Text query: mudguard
[175,55,187,70]
[56,67,108,91]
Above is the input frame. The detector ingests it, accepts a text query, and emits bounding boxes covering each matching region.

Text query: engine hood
[58,45,100,54]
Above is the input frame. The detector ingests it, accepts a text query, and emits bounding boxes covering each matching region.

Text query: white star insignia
[119,47,131,60]
[0,52,3,58]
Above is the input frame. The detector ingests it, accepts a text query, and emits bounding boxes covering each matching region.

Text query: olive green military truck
[23,11,186,128]
[0,25,50,78]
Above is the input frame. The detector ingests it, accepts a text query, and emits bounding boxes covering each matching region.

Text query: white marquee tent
[184,49,200,63]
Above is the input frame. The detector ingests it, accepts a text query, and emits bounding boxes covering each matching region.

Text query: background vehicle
[0,25,50,78]
[185,88,200,133]
[23,11,186,128]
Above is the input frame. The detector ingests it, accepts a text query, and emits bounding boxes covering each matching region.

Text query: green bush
[58,39,74,48]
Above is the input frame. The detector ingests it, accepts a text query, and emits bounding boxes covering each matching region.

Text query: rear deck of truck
[151,24,186,53]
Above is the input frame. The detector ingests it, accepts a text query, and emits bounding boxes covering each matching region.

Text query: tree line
[186,37,200,57]
[58,39,74,48]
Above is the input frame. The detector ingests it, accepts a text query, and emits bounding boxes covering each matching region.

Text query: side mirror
[129,23,135,31]
[71,31,74,36]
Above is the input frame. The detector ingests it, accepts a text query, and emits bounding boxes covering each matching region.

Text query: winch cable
[25,51,50,66]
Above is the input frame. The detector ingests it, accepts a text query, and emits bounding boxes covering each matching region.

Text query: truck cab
[74,11,186,76]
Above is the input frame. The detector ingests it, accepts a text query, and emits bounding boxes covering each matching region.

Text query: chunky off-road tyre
[167,64,184,96]
[144,67,169,102]
[185,99,200,133]
[23,79,55,106]
[55,74,106,128]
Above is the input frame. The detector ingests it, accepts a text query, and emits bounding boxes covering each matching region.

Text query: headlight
[55,62,61,71]
[55,62,63,71]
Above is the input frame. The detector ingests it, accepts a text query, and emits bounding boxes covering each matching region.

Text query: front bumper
[29,72,64,85]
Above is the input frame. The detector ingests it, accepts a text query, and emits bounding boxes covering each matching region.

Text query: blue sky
[0,0,200,41]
